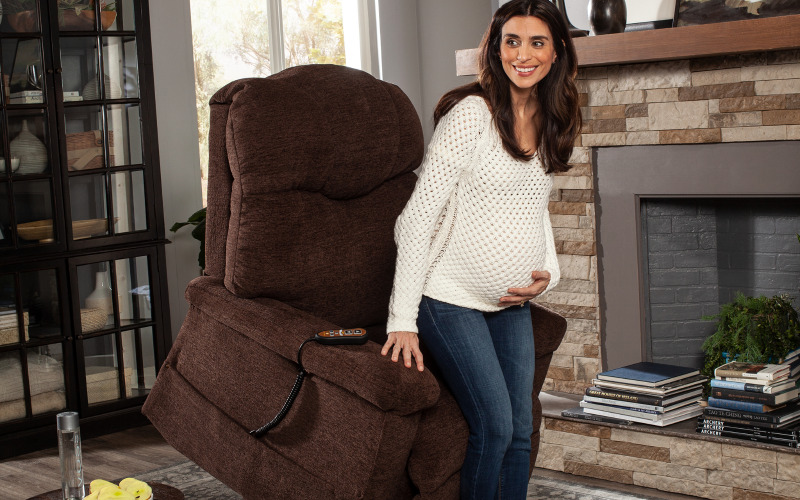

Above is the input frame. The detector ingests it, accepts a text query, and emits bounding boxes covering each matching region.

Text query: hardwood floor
[0,425,186,500]
[1,424,700,500]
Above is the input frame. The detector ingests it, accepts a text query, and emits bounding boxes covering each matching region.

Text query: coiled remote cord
[249,337,316,437]
[249,329,368,437]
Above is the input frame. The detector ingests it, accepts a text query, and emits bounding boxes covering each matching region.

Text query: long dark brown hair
[434,0,581,173]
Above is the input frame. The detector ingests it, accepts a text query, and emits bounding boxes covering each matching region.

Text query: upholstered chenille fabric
[387,96,559,334]
[208,65,422,328]
[143,65,568,499]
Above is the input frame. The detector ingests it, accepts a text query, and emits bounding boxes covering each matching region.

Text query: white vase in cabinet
[82,74,123,100]
[10,119,48,175]
[86,271,113,317]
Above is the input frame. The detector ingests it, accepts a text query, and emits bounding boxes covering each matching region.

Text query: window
[189,0,375,200]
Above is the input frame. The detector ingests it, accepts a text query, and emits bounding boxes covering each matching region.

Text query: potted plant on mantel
[701,293,800,388]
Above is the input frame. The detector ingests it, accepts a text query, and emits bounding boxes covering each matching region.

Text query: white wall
[414,0,491,139]
[378,0,491,140]
[148,0,204,340]
[375,0,423,117]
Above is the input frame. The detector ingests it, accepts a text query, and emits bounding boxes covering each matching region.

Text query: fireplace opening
[594,141,800,371]
[641,197,800,370]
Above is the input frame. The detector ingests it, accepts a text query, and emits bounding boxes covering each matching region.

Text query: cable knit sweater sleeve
[541,201,560,294]
[386,96,489,334]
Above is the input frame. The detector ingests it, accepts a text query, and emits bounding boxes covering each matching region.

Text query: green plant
[171,207,206,270]
[701,293,800,381]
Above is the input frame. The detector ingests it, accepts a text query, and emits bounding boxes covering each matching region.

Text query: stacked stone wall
[535,417,800,500]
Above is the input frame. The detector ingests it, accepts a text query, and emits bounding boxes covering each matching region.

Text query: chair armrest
[185,277,440,415]
[531,302,568,358]
[530,302,568,398]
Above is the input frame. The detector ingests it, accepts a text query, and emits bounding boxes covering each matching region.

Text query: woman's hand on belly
[498,270,551,307]
[381,331,425,371]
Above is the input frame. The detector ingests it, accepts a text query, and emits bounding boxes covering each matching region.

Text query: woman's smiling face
[499,15,557,93]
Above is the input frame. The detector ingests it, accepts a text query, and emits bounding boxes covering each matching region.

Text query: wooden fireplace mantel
[455,14,800,75]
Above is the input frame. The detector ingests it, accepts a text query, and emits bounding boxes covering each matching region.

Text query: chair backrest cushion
[205,65,422,327]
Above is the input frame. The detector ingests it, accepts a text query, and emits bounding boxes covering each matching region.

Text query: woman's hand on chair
[381,331,424,372]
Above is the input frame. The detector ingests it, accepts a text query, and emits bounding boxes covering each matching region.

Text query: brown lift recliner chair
[143,65,567,499]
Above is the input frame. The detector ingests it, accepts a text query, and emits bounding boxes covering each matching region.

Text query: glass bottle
[57,411,85,500]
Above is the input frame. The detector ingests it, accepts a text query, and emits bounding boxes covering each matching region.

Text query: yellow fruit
[121,479,152,500]
[90,479,116,493]
[98,486,135,500]
[118,478,139,490]
[84,491,99,500]
[138,484,152,500]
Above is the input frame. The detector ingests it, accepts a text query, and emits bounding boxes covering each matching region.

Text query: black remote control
[314,328,368,345]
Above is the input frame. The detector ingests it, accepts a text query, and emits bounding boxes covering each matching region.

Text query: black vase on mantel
[588,0,627,35]
[551,0,589,37]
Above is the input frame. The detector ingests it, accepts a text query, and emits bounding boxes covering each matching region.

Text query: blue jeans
[417,296,535,500]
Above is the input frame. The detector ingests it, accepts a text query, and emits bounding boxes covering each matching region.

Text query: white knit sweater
[386,95,560,334]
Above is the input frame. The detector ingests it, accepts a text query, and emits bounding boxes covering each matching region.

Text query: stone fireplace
[537,48,800,393]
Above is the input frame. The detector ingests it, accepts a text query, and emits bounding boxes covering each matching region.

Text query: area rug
[528,475,668,500]
[137,461,667,499]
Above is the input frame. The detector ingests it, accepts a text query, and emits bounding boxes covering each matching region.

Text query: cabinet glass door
[59,4,148,242]
[76,251,157,408]
[0,32,58,249]
[0,265,67,423]
[1,36,45,105]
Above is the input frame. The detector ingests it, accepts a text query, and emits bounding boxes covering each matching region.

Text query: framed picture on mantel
[674,0,800,27]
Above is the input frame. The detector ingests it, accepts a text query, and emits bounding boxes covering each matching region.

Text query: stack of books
[63,91,83,102]
[781,347,800,379]
[563,361,706,426]
[8,90,43,104]
[698,352,800,446]
[697,417,799,448]
[6,90,82,104]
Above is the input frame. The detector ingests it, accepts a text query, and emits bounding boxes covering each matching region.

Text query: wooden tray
[17,218,109,242]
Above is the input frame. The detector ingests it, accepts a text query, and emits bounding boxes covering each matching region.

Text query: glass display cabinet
[0,0,170,457]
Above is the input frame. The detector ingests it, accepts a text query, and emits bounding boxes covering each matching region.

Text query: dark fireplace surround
[595,141,800,370]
